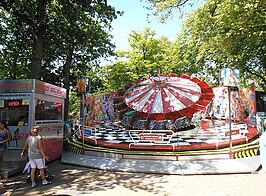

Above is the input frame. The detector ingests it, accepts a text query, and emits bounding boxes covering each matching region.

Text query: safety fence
[64,134,260,160]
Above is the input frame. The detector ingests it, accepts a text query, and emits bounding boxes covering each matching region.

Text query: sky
[103,0,202,65]
[108,0,185,51]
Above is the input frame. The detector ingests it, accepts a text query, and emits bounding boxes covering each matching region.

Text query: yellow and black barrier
[64,138,84,154]
[233,147,259,159]
[232,138,259,159]
[65,134,261,160]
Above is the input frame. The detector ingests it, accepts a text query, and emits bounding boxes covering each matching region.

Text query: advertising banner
[35,80,66,98]
[211,84,257,126]
[221,68,239,87]
[82,93,116,126]
[0,79,33,93]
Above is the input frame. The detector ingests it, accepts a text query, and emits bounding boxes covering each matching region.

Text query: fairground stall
[0,79,66,161]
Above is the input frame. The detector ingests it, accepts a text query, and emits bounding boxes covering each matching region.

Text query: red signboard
[224,129,240,136]
[0,79,66,99]
[0,79,33,93]
[35,80,66,98]
[139,133,164,141]
[7,100,20,107]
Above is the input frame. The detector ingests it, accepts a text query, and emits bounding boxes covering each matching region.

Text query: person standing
[20,126,51,188]
[0,121,11,170]
[254,119,266,173]
[260,119,266,171]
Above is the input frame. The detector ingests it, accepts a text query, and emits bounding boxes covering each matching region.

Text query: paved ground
[61,150,261,175]
[1,159,266,196]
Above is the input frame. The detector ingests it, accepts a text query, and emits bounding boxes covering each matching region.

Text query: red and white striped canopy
[123,74,213,121]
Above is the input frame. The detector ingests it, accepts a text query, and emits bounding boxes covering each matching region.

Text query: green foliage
[68,90,80,118]
[100,28,176,91]
[0,0,119,83]
[181,0,266,90]
[143,0,197,22]
[100,61,132,91]
[100,0,265,92]
[0,0,121,119]
[0,8,32,79]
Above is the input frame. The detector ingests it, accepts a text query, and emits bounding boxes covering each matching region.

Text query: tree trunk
[30,31,43,79]
[63,43,74,121]
[30,0,48,79]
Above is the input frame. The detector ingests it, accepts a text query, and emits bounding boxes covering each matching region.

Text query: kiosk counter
[0,79,66,161]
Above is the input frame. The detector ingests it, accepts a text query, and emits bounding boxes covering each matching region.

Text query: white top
[28,135,43,159]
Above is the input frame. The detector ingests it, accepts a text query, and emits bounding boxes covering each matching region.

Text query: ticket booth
[0,79,66,161]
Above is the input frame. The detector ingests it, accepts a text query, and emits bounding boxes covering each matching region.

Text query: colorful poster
[242,83,257,125]
[211,84,256,125]
[221,68,239,87]
[83,93,116,126]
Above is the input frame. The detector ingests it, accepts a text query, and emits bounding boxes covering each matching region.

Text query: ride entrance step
[62,150,260,175]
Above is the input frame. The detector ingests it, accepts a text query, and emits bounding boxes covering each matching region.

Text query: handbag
[23,161,31,175]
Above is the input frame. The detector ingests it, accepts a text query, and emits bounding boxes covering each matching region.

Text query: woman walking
[21,126,51,188]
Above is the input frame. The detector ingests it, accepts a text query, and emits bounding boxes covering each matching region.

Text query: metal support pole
[77,77,86,154]
[82,92,85,154]
[228,86,233,158]
[82,78,86,154]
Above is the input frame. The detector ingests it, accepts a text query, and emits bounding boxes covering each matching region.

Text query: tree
[100,28,176,91]
[143,0,198,22]
[180,0,266,90]
[0,5,32,79]
[41,0,118,120]
[121,28,172,76]
[0,0,49,79]
[0,0,119,79]
[0,0,121,120]
[143,0,266,91]
[68,90,81,120]
[100,61,133,91]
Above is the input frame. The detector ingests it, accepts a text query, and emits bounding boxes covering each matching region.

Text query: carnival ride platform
[74,119,259,155]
